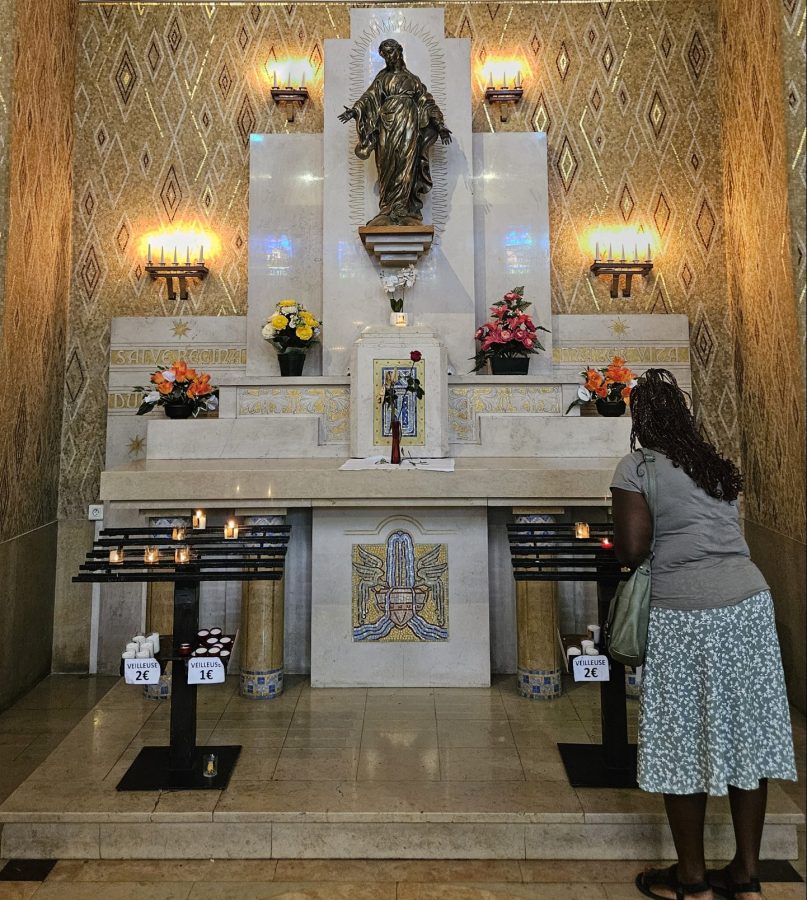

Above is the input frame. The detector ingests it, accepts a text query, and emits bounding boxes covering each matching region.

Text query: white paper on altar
[339,456,455,472]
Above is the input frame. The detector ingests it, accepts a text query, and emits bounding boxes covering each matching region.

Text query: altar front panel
[311,507,490,687]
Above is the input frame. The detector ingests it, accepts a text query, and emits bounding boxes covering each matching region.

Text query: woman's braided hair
[629,368,743,502]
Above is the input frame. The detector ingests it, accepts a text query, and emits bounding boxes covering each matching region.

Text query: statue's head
[378,39,404,68]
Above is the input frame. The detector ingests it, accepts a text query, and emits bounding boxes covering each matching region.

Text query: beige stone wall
[0,0,77,705]
[718,0,806,709]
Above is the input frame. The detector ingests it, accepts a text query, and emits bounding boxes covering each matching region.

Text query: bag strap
[639,448,658,556]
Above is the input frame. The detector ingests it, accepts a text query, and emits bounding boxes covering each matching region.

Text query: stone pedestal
[239,577,285,699]
[516,580,562,700]
[350,325,448,459]
[359,225,434,267]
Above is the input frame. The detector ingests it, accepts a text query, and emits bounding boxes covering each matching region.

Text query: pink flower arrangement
[471,287,549,372]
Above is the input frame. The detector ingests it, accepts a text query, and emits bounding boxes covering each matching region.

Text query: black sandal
[636,865,711,899]
[708,866,762,899]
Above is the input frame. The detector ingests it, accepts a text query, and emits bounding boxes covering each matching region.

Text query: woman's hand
[438,127,452,145]
[338,106,357,123]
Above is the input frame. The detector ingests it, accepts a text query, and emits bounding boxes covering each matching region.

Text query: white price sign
[572,654,610,683]
[123,658,161,685]
[187,657,225,685]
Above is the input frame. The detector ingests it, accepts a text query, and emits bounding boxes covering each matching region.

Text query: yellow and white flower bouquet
[261,300,322,375]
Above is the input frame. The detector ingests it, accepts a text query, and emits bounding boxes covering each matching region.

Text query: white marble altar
[311,507,490,687]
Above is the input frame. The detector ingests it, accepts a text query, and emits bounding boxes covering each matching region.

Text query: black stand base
[116,745,242,791]
[557,742,638,789]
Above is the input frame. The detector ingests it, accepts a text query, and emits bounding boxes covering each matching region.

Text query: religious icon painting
[372,358,426,446]
[352,530,448,642]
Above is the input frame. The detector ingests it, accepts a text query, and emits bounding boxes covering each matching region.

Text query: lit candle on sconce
[600,537,614,550]
[595,242,600,262]
[173,246,178,265]
[633,243,639,263]
[223,520,239,540]
[144,546,160,565]
[574,522,590,539]
[109,547,124,565]
[647,242,652,262]
[200,245,204,265]
[172,526,186,541]
[147,244,152,265]
[515,70,522,88]
[160,246,165,265]
[185,246,191,265]
[192,510,207,530]
[608,243,613,261]
[621,243,626,262]
[174,546,191,565]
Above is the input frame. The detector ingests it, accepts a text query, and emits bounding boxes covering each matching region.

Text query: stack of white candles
[147,244,205,267]
[121,631,161,661]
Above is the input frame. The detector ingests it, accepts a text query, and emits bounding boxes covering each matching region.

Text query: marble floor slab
[0,675,802,867]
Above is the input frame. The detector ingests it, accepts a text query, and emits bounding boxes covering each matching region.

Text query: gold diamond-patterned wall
[0,0,77,542]
[718,0,805,542]
[62,1,736,519]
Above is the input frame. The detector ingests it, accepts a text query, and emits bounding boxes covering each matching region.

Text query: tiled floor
[0,675,803,897]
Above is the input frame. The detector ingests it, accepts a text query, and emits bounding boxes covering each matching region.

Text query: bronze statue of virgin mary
[338,39,452,227]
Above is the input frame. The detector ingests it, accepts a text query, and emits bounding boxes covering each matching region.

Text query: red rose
[410,350,422,362]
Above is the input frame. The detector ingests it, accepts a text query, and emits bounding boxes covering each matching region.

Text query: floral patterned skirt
[638,590,797,795]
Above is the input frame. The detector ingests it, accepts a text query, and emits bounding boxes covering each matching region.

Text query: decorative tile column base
[239,667,284,699]
[144,667,171,701]
[518,666,562,700]
[625,666,642,699]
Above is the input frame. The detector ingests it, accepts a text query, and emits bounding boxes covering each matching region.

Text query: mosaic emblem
[352,530,448,642]
[372,359,426,446]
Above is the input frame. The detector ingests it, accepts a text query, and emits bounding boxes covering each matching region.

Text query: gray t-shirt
[610,449,768,610]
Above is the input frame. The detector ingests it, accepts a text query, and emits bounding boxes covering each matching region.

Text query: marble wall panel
[62,1,735,524]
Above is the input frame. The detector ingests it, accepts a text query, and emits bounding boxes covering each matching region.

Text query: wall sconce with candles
[590,240,653,299]
[267,61,310,123]
[145,243,208,303]
[484,70,524,123]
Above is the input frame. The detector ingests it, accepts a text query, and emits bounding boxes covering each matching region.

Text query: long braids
[629,369,743,502]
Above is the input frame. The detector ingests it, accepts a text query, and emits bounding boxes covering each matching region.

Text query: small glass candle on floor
[109,547,124,565]
[174,546,191,565]
[223,520,239,539]
[192,510,206,530]
[203,753,217,778]
[144,546,160,565]
[574,522,590,539]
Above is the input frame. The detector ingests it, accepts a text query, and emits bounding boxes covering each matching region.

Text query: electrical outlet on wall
[88,504,104,521]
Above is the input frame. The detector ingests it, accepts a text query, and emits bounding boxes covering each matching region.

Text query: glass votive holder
[108,547,124,565]
[223,520,239,539]
[203,753,218,778]
[574,522,590,539]
[174,546,191,565]
[600,537,614,549]
[144,546,160,565]
[192,510,206,530]
[172,526,186,541]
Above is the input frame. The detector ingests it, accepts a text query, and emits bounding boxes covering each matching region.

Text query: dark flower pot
[164,402,194,419]
[596,399,627,417]
[278,351,306,377]
[491,357,529,375]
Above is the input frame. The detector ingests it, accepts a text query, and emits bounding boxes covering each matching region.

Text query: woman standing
[609,369,796,900]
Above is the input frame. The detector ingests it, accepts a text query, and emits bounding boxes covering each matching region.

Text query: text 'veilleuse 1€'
[187,657,225,685]
[572,654,610,683]
[123,658,161,685]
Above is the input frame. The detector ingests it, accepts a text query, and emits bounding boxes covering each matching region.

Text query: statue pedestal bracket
[358,225,434,268]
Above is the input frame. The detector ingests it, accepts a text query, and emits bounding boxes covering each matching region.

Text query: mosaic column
[143,516,189,701]
[515,514,562,700]
[239,516,285,699]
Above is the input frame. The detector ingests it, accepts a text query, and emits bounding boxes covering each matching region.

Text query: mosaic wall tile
[0,0,77,542]
[62,1,738,520]
[718,0,806,542]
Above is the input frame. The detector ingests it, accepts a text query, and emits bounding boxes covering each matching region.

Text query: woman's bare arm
[611,487,652,567]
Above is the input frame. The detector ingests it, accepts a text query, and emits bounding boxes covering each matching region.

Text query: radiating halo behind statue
[338,39,452,227]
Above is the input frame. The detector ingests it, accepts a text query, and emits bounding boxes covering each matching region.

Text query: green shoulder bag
[605,449,657,668]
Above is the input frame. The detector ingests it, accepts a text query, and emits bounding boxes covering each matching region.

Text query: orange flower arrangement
[134,360,218,416]
[566,356,637,413]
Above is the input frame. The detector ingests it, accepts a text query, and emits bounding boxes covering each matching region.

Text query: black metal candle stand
[508,522,638,789]
[74,523,290,791]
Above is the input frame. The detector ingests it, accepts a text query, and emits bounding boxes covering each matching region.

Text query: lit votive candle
[223,520,239,539]
[174,546,191,565]
[600,537,614,549]
[192,510,207,530]
[109,547,124,565]
[144,546,160,565]
[574,522,590,539]
[172,526,186,541]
